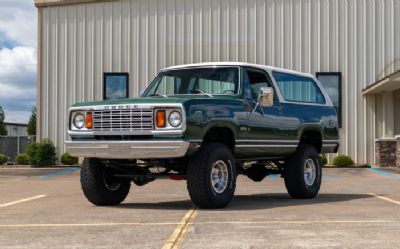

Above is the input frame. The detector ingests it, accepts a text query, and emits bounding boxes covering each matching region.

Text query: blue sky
[0,0,37,123]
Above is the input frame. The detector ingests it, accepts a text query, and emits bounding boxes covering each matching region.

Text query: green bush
[15,153,31,165]
[26,140,56,167]
[332,155,354,167]
[320,154,328,166]
[60,152,78,165]
[0,153,7,165]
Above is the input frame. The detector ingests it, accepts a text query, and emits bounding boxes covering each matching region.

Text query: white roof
[162,62,314,78]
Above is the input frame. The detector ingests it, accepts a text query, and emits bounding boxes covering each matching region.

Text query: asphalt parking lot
[0,167,399,249]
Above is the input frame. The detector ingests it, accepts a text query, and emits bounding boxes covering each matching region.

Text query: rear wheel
[186,143,236,209]
[80,158,131,206]
[284,145,321,199]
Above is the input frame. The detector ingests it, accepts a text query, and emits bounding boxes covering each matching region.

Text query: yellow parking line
[161,207,198,249]
[367,193,400,205]
[0,195,47,208]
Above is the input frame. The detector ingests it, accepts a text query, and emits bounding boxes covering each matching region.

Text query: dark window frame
[316,72,342,128]
[103,72,129,100]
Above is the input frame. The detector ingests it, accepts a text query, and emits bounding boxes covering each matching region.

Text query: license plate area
[109,144,130,154]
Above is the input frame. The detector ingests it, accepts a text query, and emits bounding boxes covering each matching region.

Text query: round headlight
[73,113,85,129]
[168,111,182,127]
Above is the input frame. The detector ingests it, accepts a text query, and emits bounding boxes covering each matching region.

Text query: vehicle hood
[71,95,238,108]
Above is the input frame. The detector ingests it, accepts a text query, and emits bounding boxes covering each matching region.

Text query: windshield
[142,67,239,97]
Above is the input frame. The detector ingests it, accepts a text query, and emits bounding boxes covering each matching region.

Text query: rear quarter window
[272,71,326,104]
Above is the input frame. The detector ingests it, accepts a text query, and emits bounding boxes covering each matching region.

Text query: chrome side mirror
[258,87,274,107]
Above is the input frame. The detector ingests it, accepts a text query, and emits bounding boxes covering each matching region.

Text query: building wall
[5,124,28,137]
[37,0,400,164]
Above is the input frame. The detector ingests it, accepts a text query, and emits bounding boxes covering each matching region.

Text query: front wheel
[186,143,236,209]
[80,158,131,206]
[284,145,322,199]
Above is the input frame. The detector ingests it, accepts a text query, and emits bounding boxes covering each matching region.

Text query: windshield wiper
[148,93,168,98]
[191,89,213,97]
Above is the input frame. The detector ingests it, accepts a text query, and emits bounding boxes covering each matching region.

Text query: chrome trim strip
[65,140,190,159]
[322,140,339,143]
[236,144,297,148]
[236,139,299,143]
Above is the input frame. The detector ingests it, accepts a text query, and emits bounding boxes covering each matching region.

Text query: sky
[0,0,37,123]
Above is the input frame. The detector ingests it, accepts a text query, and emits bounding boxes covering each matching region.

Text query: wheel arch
[202,124,236,151]
[298,128,323,153]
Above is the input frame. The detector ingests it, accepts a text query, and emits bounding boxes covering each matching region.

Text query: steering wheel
[222,89,235,94]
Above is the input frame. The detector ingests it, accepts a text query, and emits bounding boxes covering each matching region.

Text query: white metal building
[34,0,400,165]
[4,123,28,137]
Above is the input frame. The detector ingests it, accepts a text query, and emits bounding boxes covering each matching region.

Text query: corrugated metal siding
[38,0,400,164]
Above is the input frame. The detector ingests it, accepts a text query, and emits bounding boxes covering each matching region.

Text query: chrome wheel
[304,159,316,186]
[210,160,229,194]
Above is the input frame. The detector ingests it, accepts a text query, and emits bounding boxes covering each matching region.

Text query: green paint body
[70,67,339,160]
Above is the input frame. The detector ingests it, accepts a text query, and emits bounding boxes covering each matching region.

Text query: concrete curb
[0,165,81,169]
[322,165,371,169]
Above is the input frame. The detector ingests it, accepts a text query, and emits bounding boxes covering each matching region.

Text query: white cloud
[0,0,37,47]
[0,1,37,124]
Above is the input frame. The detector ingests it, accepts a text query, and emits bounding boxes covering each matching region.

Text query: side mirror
[258,87,274,107]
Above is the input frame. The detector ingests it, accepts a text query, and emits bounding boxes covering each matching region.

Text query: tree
[0,106,7,136]
[27,107,36,136]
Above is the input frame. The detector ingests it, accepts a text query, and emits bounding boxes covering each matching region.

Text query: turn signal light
[156,110,166,128]
[85,112,93,129]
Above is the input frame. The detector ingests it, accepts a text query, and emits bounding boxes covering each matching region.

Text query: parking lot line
[367,193,400,205]
[37,167,80,179]
[161,207,198,249]
[0,220,396,228]
[368,168,400,179]
[0,195,47,208]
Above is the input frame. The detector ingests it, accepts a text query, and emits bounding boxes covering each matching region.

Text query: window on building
[316,72,342,127]
[103,73,129,100]
[272,71,325,104]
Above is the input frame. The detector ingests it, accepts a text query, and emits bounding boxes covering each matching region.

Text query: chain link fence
[0,136,36,164]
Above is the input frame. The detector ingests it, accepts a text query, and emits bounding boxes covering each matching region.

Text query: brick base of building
[375,139,397,167]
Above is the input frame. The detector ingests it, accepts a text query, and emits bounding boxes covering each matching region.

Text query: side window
[273,71,325,104]
[103,73,129,100]
[244,68,272,100]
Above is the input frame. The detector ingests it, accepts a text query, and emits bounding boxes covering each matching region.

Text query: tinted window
[273,71,325,104]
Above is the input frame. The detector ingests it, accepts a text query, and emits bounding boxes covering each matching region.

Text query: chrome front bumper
[65,140,190,159]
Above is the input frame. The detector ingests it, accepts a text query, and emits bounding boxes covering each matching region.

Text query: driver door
[240,67,285,157]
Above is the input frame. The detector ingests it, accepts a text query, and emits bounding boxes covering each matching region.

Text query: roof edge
[34,0,115,8]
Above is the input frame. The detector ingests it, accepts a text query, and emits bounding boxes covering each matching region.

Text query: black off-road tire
[80,158,131,206]
[186,143,237,209]
[284,145,322,199]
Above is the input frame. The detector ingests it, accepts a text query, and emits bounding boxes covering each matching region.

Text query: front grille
[92,108,154,132]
